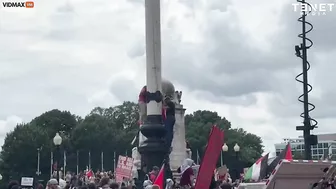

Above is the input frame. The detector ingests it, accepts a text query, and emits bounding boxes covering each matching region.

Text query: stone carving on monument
[174,91,182,105]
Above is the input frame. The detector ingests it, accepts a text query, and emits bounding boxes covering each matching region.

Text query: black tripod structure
[295,0,318,160]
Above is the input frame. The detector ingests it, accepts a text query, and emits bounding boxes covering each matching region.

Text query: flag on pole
[101,151,104,171]
[194,125,224,189]
[88,151,91,170]
[266,143,292,175]
[153,163,165,189]
[196,150,200,165]
[244,153,269,181]
[76,150,79,175]
[113,151,116,172]
[86,169,93,178]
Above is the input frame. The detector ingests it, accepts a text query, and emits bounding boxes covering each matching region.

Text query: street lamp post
[234,143,240,158]
[233,143,240,181]
[36,148,41,176]
[222,143,229,166]
[221,143,241,180]
[53,133,62,183]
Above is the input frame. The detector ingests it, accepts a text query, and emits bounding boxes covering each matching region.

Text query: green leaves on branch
[185,110,263,166]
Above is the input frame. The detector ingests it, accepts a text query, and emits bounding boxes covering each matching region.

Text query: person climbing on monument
[138,85,147,125]
[163,95,175,151]
[138,86,168,125]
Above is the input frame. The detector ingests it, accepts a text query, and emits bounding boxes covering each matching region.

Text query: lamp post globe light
[234,143,240,152]
[53,132,62,183]
[0,174,2,180]
[222,143,229,152]
[53,133,62,146]
[233,143,241,181]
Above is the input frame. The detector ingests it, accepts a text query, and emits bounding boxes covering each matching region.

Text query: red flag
[284,143,293,160]
[86,169,93,178]
[266,143,292,175]
[153,164,165,189]
[194,125,225,189]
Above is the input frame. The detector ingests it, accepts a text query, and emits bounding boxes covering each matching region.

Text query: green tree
[90,101,139,130]
[31,109,78,138]
[0,109,81,184]
[0,123,51,182]
[185,110,231,152]
[225,128,263,166]
[71,114,116,171]
[185,110,263,166]
[0,102,264,182]
[72,102,139,171]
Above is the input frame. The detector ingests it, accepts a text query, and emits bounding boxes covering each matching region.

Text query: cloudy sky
[0,0,335,153]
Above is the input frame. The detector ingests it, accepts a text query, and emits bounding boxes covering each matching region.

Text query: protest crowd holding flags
[27,125,305,189]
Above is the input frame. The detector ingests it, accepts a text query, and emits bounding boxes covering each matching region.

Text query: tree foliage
[0,101,263,183]
[185,110,263,167]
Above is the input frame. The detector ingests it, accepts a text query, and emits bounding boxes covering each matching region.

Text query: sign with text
[21,177,34,186]
[115,155,134,181]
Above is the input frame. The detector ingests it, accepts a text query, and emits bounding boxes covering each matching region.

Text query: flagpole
[88,151,91,170]
[101,151,104,171]
[50,151,53,178]
[220,151,223,166]
[63,150,66,176]
[113,151,116,172]
[76,150,79,175]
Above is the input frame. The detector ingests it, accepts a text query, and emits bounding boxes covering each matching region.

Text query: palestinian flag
[266,143,293,175]
[244,153,269,181]
[153,163,165,189]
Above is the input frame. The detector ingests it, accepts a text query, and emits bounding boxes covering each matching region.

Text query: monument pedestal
[169,100,188,171]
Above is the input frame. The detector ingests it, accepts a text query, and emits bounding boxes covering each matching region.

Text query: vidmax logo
[2,1,34,8]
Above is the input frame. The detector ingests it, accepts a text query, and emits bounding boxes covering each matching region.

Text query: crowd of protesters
[4,157,246,189]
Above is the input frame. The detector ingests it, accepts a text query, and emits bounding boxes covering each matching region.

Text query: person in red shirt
[138,86,167,125]
[178,159,195,189]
